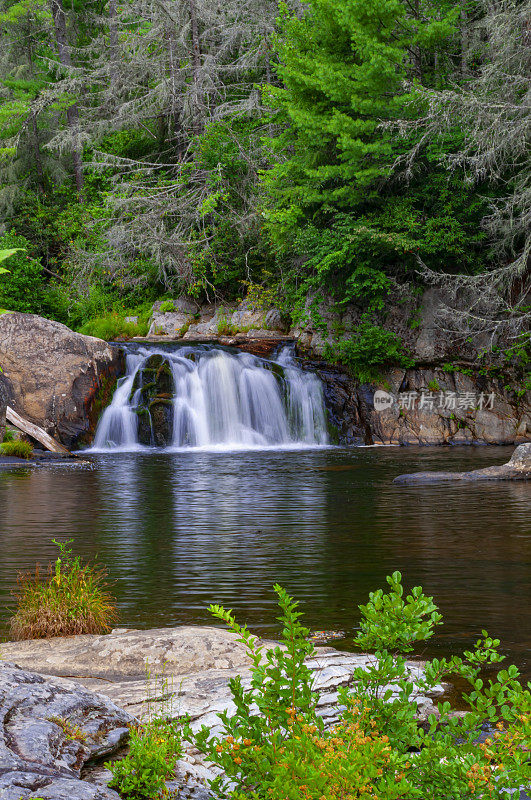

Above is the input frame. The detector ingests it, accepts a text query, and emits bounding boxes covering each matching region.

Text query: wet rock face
[0,313,123,448]
[132,353,175,446]
[144,295,530,446]
[366,368,530,446]
[0,662,131,799]
[309,362,530,447]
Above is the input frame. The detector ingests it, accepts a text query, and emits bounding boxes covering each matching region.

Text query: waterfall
[92,344,329,451]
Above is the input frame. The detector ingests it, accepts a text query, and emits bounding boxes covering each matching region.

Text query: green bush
[0,231,48,315]
[187,576,531,800]
[0,439,33,458]
[158,299,176,313]
[10,539,117,639]
[326,321,413,383]
[107,718,181,799]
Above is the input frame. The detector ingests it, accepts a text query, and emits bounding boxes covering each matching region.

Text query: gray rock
[394,442,531,484]
[0,313,123,448]
[148,310,192,337]
[0,662,131,799]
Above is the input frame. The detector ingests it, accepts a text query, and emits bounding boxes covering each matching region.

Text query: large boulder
[0,662,131,799]
[0,313,123,448]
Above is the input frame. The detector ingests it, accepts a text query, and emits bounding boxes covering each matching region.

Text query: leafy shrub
[0,439,33,458]
[0,246,22,273]
[326,321,413,382]
[107,718,181,800]
[10,539,117,639]
[2,427,16,442]
[188,576,531,800]
[0,232,47,315]
[159,299,176,313]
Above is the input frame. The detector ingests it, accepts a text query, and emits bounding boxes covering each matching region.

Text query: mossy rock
[132,354,175,445]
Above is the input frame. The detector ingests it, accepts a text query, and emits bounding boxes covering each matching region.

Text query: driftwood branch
[6,406,71,455]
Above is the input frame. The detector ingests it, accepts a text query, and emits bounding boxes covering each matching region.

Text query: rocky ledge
[394,442,531,484]
[1,626,448,798]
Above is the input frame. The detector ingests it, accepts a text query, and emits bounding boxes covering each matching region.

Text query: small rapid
[92,344,329,451]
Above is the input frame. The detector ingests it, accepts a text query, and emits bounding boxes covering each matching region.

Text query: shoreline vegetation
[3,553,530,799]
[10,539,116,640]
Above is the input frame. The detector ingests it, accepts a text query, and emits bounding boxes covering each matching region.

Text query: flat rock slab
[394,442,531,484]
[0,626,258,683]
[0,662,131,800]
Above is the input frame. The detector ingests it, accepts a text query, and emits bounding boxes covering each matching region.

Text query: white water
[92,345,329,451]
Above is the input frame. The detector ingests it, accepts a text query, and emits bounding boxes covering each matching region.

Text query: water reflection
[0,446,529,678]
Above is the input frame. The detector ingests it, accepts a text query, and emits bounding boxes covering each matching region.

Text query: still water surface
[0,446,529,677]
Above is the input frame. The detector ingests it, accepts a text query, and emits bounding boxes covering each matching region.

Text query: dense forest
[0,0,528,369]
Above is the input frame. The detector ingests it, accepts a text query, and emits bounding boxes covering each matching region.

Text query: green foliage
[0,439,33,459]
[188,576,531,800]
[326,321,413,382]
[10,539,117,640]
[262,0,457,235]
[1,427,16,443]
[0,246,23,274]
[355,571,443,654]
[107,718,181,800]
[0,232,47,314]
[78,310,150,341]
[0,0,526,363]
[158,300,176,313]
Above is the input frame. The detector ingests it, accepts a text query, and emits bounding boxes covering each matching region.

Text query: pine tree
[262,0,457,237]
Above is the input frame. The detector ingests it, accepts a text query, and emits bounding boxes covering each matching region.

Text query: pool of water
[0,445,529,679]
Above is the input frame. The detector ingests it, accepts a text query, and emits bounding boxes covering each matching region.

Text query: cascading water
[92,344,329,451]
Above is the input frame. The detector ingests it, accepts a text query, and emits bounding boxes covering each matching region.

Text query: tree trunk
[26,36,46,195]
[31,111,46,196]
[460,6,467,78]
[49,0,84,198]
[6,406,71,454]
[165,24,184,151]
[108,0,119,87]
[188,0,202,135]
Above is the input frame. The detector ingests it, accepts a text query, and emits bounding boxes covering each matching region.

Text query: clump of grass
[10,539,117,640]
[48,716,87,743]
[0,439,33,459]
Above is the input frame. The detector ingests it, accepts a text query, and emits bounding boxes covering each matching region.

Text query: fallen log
[6,406,71,455]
